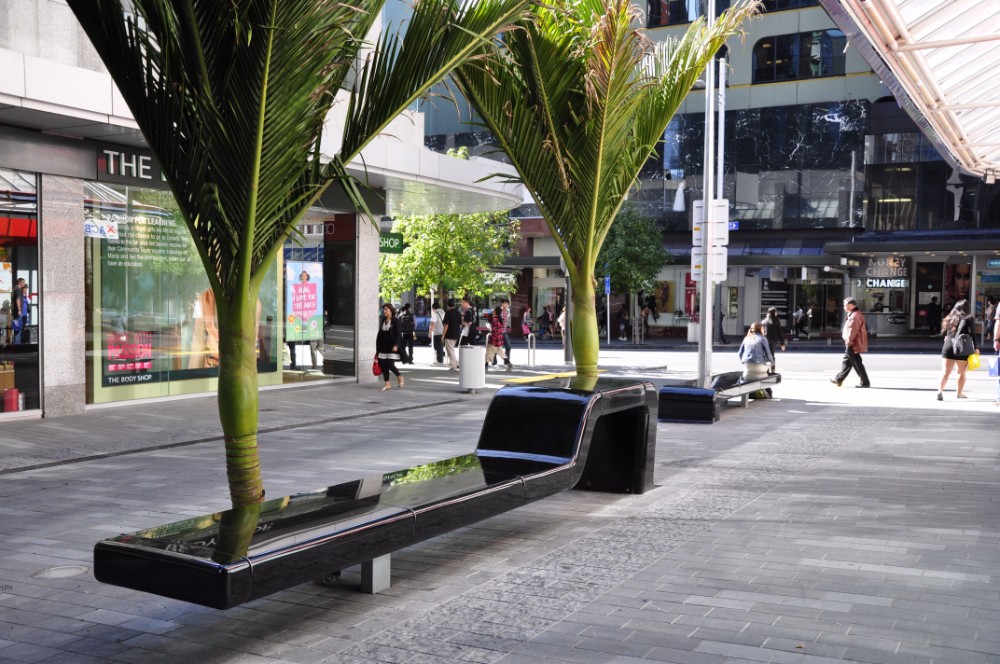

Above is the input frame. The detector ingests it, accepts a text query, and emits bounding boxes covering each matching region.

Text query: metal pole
[696,0,716,388]
[717,57,726,200]
[716,57,727,344]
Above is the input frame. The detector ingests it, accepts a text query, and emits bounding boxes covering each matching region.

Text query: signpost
[605,276,611,345]
[378,232,404,254]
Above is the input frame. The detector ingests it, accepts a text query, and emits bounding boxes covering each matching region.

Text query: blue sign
[987,259,1000,268]
[728,221,740,231]
[604,276,611,294]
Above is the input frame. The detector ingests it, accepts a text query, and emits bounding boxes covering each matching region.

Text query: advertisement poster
[91,186,278,387]
[684,272,698,319]
[285,261,324,342]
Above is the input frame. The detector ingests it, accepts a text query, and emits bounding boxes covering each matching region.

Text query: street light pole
[696,0,717,388]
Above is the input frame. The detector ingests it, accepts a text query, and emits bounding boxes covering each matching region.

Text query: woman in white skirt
[738,321,774,381]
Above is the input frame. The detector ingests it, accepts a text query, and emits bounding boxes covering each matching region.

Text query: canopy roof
[820,0,1000,181]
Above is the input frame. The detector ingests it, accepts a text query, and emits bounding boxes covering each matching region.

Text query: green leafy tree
[454,0,759,376]
[597,204,672,296]
[66,0,530,508]
[379,212,520,305]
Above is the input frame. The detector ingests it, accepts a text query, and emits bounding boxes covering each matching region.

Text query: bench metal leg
[361,554,391,594]
[741,394,750,408]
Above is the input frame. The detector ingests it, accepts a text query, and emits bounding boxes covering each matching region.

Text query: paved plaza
[1,345,999,663]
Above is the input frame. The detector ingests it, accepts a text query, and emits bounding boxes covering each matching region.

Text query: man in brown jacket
[830,297,871,388]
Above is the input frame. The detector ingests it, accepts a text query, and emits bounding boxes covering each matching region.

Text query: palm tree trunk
[217,295,265,507]
[571,271,599,377]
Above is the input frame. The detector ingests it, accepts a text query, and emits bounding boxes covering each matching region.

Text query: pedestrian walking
[829,297,871,388]
[521,305,533,337]
[761,307,786,368]
[376,303,403,391]
[442,298,462,370]
[793,305,809,339]
[492,299,513,368]
[994,304,1000,405]
[937,299,978,401]
[430,300,445,364]
[484,306,512,372]
[399,303,415,365]
[737,322,774,381]
[459,297,476,346]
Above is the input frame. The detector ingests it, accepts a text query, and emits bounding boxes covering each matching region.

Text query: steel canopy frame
[819,0,1000,181]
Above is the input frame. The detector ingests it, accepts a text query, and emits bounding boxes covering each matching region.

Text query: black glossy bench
[93,377,657,609]
[658,371,781,424]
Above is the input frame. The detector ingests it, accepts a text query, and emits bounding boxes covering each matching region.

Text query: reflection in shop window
[752,31,846,83]
[84,182,279,403]
[0,168,39,413]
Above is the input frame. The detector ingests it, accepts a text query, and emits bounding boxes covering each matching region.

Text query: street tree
[454,0,759,376]
[66,0,530,508]
[379,211,520,306]
[597,204,672,310]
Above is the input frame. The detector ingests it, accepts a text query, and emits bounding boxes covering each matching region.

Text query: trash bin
[458,345,486,393]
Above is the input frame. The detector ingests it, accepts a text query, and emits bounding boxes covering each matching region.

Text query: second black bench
[658,370,781,423]
[93,377,657,609]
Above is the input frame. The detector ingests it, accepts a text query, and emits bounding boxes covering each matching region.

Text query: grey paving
[0,348,998,663]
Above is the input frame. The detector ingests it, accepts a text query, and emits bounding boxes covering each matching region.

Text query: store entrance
[791,283,842,336]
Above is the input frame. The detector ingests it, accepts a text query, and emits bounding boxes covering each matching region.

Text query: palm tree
[65,0,530,507]
[454,0,759,376]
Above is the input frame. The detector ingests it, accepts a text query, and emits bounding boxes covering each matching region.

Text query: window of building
[0,168,39,414]
[761,0,817,10]
[84,182,281,404]
[752,30,846,83]
[647,0,815,28]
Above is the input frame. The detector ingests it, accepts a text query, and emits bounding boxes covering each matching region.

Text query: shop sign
[866,278,910,288]
[987,259,1000,269]
[96,145,166,186]
[379,232,404,254]
[865,255,910,280]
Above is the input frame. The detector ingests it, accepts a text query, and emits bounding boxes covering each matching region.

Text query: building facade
[423,0,1000,341]
[646,0,1000,340]
[0,1,520,418]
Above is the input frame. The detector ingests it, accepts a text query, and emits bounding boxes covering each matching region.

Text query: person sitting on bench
[738,322,774,382]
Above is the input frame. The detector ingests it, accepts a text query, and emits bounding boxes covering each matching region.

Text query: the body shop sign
[865,256,910,288]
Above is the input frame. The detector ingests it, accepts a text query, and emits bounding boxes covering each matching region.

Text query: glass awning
[820,0,1000,181]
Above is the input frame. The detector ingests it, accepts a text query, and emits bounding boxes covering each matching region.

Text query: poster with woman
[944,263,972,311]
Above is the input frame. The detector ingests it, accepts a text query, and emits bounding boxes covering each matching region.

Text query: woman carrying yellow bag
[936,299,978,400]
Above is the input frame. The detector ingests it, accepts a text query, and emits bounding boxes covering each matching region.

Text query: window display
[85,182,279,402]
[0,168,39,413]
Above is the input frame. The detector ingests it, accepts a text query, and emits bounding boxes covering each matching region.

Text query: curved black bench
[658,370,781,423]
[93,378,657,609]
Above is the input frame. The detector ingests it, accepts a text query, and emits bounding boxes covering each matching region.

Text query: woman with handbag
[376,303,404,391]
[937,299,978,401]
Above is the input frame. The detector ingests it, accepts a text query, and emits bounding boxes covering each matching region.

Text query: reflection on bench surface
[94,377,657,609]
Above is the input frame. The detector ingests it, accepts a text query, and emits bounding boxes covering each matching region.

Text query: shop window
[0,168,39,414]
[84,182,280,404]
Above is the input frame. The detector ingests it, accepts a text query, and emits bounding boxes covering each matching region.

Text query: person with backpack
[398,303,415,364]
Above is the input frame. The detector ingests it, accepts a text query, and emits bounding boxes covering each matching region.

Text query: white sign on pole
[690,246,727,282]
[693,199,729,247]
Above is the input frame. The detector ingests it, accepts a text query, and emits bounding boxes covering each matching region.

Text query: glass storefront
[0,168,40,414]
[84,182,281,404]
[282,211,357,379]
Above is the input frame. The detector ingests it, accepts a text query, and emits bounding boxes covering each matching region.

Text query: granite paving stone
[0,352,998,662]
